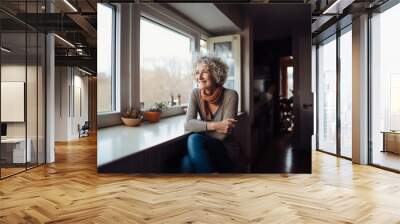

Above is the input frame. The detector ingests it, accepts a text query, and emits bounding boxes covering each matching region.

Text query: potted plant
[144,102,167,123]
[121,107,142,127]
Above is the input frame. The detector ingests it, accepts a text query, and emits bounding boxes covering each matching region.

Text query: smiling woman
[182,55,239,173]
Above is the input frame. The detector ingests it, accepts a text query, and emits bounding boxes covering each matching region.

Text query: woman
[182,55,239,173]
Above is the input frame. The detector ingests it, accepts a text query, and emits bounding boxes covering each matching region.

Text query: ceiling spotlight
[322,0,354,15]
[78,67,93,76]
[1,47,11,53]
[63,0,78,12]
[54,34,75,48]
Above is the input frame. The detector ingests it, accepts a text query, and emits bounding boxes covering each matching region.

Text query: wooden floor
[1,135,400,223]
[372,150,400,171]
[1,167,26,178]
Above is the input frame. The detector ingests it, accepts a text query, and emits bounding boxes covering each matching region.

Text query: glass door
[316,25,353,159]
[339,27,352,159]
[317,35,337,155]
[0,1,46,179]
[370,3,400,171]
[1,31,28,178]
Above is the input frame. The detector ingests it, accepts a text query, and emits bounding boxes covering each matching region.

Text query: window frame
[138,15,195,111]
[315,24,353,161]
[132,4,211,120]
[97,3,118,115]
[368,1,400,172]
[207,34,241,112]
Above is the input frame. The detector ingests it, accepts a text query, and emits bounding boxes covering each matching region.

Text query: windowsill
[143,105,187,120]
[97,114,187,167]
[97,111,120,116]
[97,111,246,167]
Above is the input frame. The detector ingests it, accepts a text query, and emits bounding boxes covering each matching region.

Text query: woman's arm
[223,90,239,122]
[209,90,239,141]
[184,89,208,132]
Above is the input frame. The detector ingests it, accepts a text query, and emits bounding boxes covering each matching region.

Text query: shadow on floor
[251,135,311,173]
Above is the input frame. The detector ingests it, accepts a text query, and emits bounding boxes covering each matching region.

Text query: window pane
[97,4,115,113]
[371,4,400,171]
[200,39,208,54]
[38,33,45,165]
[318,37,337,154]
[340,29,352,158]
[140,18,193,109]
[27,32,38,168]
[1,31,27,177]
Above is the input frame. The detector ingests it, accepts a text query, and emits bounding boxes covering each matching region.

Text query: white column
[46,33,55,163]
[352,14,369,164]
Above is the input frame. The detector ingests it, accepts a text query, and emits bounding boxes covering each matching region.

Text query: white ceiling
[168,3,241,36]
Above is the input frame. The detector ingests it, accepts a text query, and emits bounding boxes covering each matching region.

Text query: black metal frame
[0,0,47,180]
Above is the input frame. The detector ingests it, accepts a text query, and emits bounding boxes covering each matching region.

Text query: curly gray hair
[193,55,228,86]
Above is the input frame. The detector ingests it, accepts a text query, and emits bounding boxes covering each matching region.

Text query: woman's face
[195,63,216,90]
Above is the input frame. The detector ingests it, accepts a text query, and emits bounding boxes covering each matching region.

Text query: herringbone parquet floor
[1,135,400,223]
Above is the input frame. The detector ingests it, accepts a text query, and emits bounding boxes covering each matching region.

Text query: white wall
[55,66,89,141]
[1,63,46,164]
[1,65,36,138]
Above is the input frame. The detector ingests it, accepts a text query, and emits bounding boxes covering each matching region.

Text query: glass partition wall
[0,2,46,179]
[317,35,337,155]
[370,3,400,171]
[316,26,352,159]
[339,27,352,159]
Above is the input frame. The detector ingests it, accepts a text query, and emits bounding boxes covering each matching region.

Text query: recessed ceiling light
[54,34,75,48]
[1,47,11,53]
[322,0,354,15]
[63,0,78,12]
[78,67,93,76]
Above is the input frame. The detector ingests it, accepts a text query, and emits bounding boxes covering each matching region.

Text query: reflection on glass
[140,17,193,108]
[287,66,294,98]
[371,4,400,171]
[340,30,352,158]
[97,3,115,113]
[318,37,337,154]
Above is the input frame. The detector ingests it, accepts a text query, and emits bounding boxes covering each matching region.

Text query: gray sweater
[184,88,244,170]
[184,88,238,140]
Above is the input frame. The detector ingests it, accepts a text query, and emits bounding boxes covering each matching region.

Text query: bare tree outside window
[97,4,116,113]
[140,17,193,109]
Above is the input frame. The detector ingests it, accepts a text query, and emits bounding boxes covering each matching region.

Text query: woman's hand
[207,118,238,134]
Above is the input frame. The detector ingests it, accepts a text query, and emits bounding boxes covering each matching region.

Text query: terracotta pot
[144,111,161,122]
[121,117,142,127]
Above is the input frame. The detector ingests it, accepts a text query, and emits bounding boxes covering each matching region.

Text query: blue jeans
[181,133,234,173]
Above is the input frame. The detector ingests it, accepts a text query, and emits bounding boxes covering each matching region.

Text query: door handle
[303,103,313,109]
